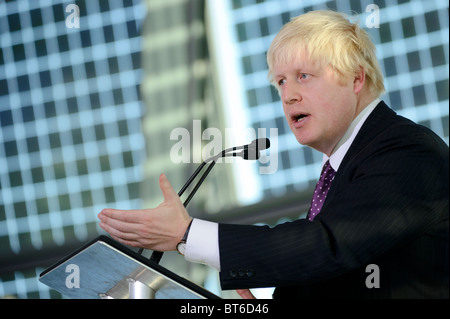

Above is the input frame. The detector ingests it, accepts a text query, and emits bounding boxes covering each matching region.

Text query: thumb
[159,173,179,202]
[236,289,256,299]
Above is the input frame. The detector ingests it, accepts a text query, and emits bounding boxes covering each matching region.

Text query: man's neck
[327,96,381,170]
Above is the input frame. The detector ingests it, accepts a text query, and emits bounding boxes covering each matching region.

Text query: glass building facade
[0,0,146,298]
[0,0,448,298]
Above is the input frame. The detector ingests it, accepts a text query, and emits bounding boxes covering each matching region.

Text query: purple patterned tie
[308,160,336,221]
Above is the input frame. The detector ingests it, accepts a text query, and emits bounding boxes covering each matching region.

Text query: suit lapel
[338,101,398,173]
[320,101,400,208]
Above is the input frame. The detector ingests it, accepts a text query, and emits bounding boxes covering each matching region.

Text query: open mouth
[293,114,309,122]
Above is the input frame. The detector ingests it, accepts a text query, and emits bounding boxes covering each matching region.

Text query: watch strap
[181,219,193,242]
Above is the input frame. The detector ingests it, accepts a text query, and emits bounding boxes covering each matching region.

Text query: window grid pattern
[228,0,448,198]
[0,0,145,298]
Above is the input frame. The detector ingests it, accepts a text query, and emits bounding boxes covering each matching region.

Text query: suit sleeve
[218,123,449,290]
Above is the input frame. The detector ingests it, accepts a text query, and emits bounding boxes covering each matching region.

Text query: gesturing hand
[98,173,192,252]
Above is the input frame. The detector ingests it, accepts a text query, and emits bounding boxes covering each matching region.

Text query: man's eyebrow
[273,73,284,79]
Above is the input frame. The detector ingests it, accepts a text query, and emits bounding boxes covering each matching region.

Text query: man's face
[273,54,363,156]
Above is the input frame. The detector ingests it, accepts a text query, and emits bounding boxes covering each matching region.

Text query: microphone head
[242,149,260,160]
[218,138,269,161]
[251,138,270,151]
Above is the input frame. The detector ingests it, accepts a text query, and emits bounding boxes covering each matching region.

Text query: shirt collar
[323,98,381,171]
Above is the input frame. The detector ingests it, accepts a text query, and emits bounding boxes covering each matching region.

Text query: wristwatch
[176,219,193,256]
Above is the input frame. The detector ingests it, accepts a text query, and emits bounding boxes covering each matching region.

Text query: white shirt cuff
[184,219,221,271]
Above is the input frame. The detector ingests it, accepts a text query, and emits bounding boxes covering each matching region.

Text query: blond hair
[267,10,385,96]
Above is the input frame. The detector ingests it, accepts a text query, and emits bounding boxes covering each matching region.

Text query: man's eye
[278,79,286,86]
[300,73,310,80]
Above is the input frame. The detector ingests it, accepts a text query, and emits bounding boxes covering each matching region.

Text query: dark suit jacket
[218,101,449,298]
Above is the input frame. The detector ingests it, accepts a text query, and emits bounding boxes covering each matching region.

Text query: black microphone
[183,138,270,206]
[180,137,271,201]
[229,149,260,160]
[240,137,270,160]
[210,137,270,162]
[249,137,270,151]
[145,138,271,263]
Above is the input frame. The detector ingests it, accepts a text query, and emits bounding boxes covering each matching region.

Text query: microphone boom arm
[142,138,270,263]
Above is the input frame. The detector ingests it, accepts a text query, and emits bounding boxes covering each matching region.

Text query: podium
[39,140,270,299]
[39,235,220,299]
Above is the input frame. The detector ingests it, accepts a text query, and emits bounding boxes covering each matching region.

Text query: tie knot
[320,160,336,182]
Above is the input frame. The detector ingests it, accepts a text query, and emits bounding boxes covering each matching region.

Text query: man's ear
[353,67,366,94]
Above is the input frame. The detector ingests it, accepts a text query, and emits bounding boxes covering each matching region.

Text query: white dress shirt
[184,98,381,271]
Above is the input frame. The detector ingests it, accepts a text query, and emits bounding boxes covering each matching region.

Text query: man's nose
[282,82,302,105]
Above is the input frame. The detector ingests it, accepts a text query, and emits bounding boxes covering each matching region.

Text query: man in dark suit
[219,99,449,299]
[98,10,448,298]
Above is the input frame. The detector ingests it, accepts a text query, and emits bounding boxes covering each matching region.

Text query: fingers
[99,221,140,247]
[99,216,138,237]
[99,208,143,224]
[236,289,256,299]
[159,173,179,203]
[97,174,187,251]
[98,209,146,242]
